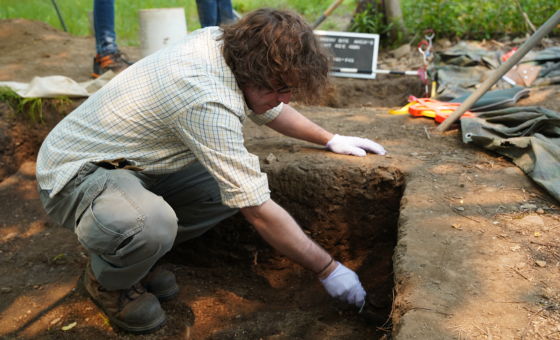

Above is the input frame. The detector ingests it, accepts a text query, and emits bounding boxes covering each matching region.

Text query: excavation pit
[324,76,425,109]
[164,163,405,339]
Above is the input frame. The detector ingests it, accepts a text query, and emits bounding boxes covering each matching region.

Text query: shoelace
[98,281,147,312]
[99,52,133,68]
[114,51,133,66]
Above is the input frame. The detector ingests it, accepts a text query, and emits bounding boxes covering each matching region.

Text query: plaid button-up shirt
[37,27,282,208]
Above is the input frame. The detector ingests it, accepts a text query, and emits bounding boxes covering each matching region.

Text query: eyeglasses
[276,85,292,94]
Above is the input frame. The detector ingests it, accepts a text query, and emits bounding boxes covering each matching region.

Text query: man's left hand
[320,262,366,307]
[326,134,386,157]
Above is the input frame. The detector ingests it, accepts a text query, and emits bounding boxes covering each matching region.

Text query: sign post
[315,31,380,79]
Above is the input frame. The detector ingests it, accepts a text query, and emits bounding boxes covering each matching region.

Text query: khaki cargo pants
[39,162,237,290]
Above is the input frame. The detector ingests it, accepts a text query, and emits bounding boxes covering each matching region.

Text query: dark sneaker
[92,54,101,78]
[142,266,180,303]
[92,51,132,78]
[84,261,167,334]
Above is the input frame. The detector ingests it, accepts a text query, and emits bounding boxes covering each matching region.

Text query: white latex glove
[320,262,366,307]
[326,134,386,157]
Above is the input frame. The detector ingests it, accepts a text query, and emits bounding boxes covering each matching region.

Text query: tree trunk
[384,0,406,42]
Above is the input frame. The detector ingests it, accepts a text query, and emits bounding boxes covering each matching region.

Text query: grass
[0,0,558,45]
[0,0,355,46]
[0,86,71,126]
[401,0,560,40]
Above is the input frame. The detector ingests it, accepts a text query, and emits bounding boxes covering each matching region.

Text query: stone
[513,37,528,44]
[514,215,544,227]
[503,167,523,176]
[438,38,452,48]
[536,261,547,267]
[289,145,301,153]
[536,208,544,214]
[520,204,537,210]
[516,262,526,270]
[1,287,11,294]
[264,153,277,164]
[410,152,418,156]
[456,207,465,211]
[242,244,256,252]
[385,58,397,65]
[392,44,410,60]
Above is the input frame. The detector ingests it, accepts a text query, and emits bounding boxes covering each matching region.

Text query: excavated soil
[3,19,560,340]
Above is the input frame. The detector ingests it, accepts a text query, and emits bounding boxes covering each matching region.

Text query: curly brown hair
[218,8,331,105]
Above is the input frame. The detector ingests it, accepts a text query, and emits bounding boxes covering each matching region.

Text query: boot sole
[154,283,180,303]
[85,278,167,334]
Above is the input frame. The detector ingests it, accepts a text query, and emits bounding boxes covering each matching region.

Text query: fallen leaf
[452,223,461,229]
[99,313,110,327]
[53,254,65,261]
[459,199,464,204]
[536,261,547,267]
[535,231,541,237]
[61,322,77,331]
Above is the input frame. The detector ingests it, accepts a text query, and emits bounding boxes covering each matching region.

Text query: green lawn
[0,0,355,46]
[1,0,558,46]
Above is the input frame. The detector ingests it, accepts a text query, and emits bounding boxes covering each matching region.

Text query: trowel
[358,300,389,327]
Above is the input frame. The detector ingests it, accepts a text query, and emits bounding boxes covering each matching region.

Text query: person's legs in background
[196,0,218,28]
[94,0,118,57]
[196,0,234,28]
[92,0,131,78]
[216,0,234,27]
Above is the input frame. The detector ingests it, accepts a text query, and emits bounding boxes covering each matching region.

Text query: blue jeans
[94,0,118,56]
[196,0,234,28]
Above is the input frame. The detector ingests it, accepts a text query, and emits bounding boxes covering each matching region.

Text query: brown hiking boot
[142,266,180,303]
[84,261,166,334]
[92,51,132,78]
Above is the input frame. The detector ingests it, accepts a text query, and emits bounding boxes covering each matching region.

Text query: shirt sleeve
[173,101,270,208]
[247,102,283,126]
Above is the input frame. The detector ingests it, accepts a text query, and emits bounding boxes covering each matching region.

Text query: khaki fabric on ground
[0,71,116,98]
[435,44,560,99]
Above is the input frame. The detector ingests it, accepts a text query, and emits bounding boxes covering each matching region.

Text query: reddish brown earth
[2,19,560,340]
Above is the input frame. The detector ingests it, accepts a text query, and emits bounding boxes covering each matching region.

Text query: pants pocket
[75,177,146,255]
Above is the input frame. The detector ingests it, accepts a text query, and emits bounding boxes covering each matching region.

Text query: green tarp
[435,44,560,99]
[461,107,560,203]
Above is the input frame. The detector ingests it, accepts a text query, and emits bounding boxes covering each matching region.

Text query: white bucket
[138,8,188,58]
[88,11,95,36]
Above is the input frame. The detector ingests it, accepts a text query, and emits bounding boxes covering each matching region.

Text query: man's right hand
[320,262,366,307]
[241,201,366,307]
